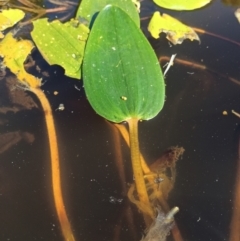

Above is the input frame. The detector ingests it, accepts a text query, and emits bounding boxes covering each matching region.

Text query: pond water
[1,0,240,241]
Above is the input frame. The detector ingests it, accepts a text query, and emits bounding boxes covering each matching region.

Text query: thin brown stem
[159,56,240,86]
[29,87,75,241]
[193,27,240,47]
[9,4,45,13]
[229,135,240,241]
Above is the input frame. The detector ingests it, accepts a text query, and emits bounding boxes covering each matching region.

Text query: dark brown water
[1,0,240,241]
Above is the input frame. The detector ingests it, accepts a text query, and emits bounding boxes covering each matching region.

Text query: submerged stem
[229,134,240,241]
[30,87,75,241]
[113,123,151,174]
[127,118,154,218]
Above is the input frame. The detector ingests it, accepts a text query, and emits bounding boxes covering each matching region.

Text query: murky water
[1,0,240,241]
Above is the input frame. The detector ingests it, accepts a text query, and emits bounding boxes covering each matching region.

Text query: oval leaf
[153,0,211,10]
[76,0,140,27]
[83,5,165,123]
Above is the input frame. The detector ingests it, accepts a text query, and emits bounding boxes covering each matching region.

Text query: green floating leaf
[76,0,140,27]
[31,18,89,79]
[148,12,200,44]
[83,5,165,123]
[153,0,211,10]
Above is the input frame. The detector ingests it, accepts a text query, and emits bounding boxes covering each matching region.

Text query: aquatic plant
[83,4,165,220]
[0,21,75,241]
[1,0,240,240]
[30,0,139,79]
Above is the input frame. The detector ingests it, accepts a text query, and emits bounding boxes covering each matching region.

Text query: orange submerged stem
[127,118,154,218]
[229,135,240,241]
[30,87,75,241]
[114,123,151,174]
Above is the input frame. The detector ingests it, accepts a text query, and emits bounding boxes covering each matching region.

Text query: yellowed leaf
[0,33,41,88]
[148,12,200,45]
[235,8,240,23]
[0,9,25,31]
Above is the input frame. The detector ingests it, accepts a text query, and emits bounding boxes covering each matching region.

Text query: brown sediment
[1,73,37,111]
[0,67,6,80]
[0,131,34,154]
[0,75,38,114]
[149,146,184,174]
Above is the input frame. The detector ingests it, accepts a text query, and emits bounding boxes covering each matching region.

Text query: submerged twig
[142,207,179,241]
[232,110,240,118]
[159,56,240,86]
[163,54,177,76]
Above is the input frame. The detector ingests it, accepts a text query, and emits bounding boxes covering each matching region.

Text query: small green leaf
[83,5,165,123]
[76,0,140,27]
[153,0,211,10]
[31,18,89,79]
